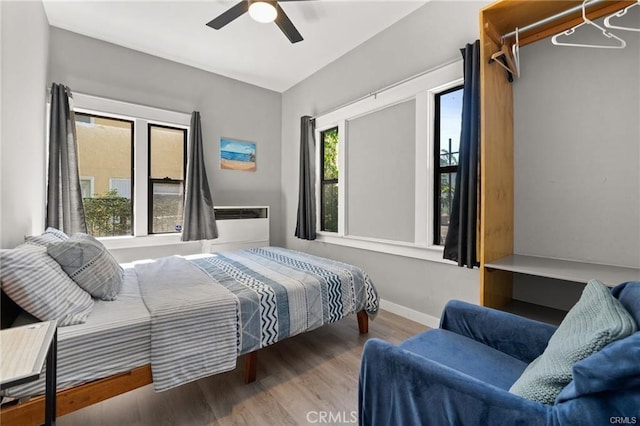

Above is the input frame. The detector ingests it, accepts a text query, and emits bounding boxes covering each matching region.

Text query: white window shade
[346,100,416,242]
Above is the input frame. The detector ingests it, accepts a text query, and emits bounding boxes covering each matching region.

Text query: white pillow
[0,244,94,326]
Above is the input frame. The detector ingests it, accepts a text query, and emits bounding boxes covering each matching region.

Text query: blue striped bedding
[2,247,379,397]
[191,247,379,355]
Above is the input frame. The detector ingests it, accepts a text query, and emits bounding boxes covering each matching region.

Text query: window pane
[322,183,338,233]
[151,181,184,234]
[439,172,456,245]
[150,125,185,180]
[438,88,463,167]
[322,128,338,180]
[76,113,133,237]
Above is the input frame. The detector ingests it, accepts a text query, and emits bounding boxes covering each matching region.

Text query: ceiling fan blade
[206,1,249,30]
[275,3,303,43]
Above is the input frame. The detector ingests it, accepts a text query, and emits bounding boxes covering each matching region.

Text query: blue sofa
[359,281,640,426]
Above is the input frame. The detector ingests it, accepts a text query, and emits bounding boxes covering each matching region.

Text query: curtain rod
[47,87,191,117]
[501,0,607,41]
[310,56,461,120]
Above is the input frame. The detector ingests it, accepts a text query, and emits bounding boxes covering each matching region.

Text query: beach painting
[220,138,256,172]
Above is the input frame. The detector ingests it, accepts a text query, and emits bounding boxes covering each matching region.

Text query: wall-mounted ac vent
[214,207,268,220]
[203,206,270,253]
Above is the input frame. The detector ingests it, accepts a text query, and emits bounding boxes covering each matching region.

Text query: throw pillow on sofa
[509,279,637,404]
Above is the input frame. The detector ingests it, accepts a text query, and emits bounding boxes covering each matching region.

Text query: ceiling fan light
[248,1,277,23]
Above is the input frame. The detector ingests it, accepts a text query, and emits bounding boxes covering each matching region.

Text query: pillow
[24,227,69,247]
[509,279,637,404]
[47,233,123,301]
[0,244,94,326]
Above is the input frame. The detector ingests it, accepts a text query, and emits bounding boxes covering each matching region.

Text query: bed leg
[357,310,368,334]
[244,351,257,384]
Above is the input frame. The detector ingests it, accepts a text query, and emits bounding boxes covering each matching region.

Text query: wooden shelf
[485,254,640,288]
[501,300,566,325]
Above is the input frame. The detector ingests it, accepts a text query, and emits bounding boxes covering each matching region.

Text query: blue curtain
[444,41,480,268]
[46,83,87,234]
[181,111,218,241]
[295,116,316,240]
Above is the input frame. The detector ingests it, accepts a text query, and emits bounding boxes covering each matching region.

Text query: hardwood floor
[57,310,426,426]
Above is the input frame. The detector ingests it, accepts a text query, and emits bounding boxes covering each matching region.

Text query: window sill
[315,233,456,264]
[99,233,190,250]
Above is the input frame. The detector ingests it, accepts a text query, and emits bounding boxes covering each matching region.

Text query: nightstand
[1,320,58,426]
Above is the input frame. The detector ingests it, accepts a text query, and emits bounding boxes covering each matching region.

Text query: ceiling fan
[206,0,305,44]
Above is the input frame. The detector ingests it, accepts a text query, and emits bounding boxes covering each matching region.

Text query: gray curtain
[443,41,481,268]
[295,116,316,240]
[46,83,87,234]
[181,111,218,241]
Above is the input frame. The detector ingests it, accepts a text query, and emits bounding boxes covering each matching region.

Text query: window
[148,124,187,234]
[79,177,94,198]
[433,85,463,245]
[313,60,462,262]
[72,93,190,241]
[76,113,134,237]
[320,127,339,232]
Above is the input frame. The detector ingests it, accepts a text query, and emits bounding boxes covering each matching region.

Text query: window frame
[313,61,462,263]
[79,176,95,198]
[319,126,339,233]
[71,93,190,248]
[147,123,188,235]
[75,111,135,236]
[433,84,464,246]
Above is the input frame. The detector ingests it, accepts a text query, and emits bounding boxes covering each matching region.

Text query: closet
[478,0,640,323]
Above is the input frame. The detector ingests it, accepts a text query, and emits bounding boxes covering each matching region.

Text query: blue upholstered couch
[359,281,640,426]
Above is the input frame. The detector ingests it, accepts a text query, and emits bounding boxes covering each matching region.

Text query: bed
[0,244,378,425]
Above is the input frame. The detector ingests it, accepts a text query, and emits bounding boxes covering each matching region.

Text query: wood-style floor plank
[57,310,427,426]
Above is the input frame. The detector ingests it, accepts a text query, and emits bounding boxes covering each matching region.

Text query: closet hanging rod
[501,0,608,41]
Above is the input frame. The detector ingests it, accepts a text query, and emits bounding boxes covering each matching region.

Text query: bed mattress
[3,266,151,398]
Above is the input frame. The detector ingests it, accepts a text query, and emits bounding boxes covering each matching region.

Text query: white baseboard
[379,299,440,329]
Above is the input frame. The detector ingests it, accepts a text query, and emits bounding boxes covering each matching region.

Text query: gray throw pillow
[1,244,94,326]
[509,279,637,404]
[47,233,124,301]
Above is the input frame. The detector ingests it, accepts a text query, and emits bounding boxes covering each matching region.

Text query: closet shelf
[485,254,640,287]
[501,300,567,325]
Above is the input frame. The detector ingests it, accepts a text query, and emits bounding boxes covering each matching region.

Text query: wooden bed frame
[0,310,369,426]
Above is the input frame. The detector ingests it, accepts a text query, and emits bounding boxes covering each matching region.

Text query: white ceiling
[42,0,427,92]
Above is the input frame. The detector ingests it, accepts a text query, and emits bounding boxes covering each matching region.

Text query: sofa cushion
[611,281,640,327]
[399,328,528,390]
[509,279,637,404]
[556,331,640,402]
[47,233,123,301]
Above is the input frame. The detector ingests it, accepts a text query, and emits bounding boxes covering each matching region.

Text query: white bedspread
[135,256,239,392]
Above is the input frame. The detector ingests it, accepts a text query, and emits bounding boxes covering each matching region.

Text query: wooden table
[1,320,58,426]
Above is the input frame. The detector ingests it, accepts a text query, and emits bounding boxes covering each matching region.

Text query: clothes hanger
[511,27,521,78]
[490,42,518,80]
[604,0,640,32]
[552,0,626,49]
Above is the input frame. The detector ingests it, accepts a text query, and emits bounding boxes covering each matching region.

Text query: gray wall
[281,1,489,319]
[512,23,640,305]
[48,28,284,255]
[1,1,50,249]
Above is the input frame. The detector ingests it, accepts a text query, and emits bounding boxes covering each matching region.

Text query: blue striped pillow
[47,233,123,301]
[0,244,94,326]
[24,227,69,247]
